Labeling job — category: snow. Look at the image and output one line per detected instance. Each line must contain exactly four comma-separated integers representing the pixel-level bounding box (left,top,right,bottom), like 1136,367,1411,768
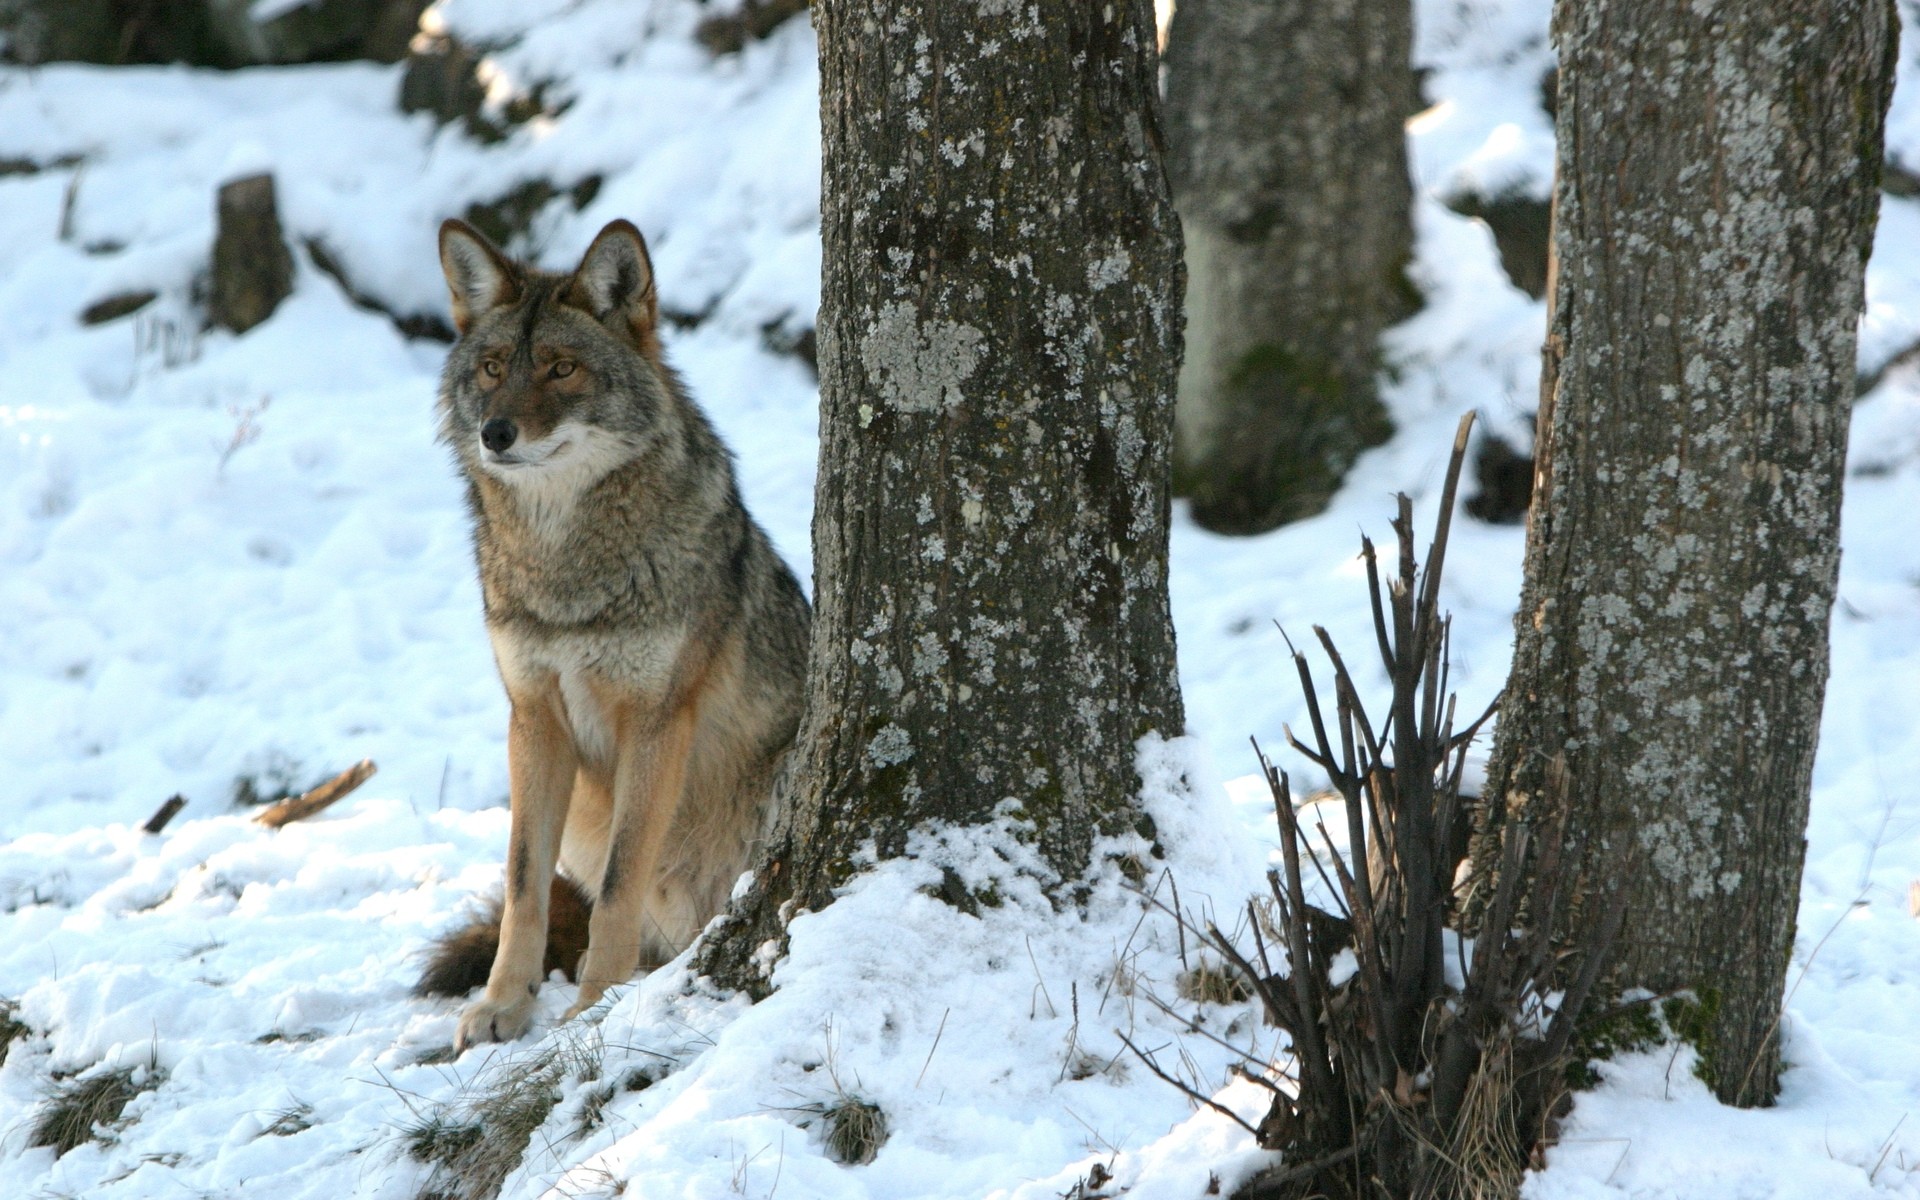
1,0,1918,1197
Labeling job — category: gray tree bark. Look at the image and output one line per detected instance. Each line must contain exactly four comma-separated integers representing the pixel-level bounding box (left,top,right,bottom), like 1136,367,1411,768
700,0,1185,993
1479,0,1895,1108
1162,0,1416,535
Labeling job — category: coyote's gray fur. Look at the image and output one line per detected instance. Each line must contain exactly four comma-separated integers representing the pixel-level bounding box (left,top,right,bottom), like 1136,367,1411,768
418,218,809,1051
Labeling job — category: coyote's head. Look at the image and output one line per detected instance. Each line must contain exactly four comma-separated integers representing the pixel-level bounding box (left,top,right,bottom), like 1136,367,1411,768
435,218,676,487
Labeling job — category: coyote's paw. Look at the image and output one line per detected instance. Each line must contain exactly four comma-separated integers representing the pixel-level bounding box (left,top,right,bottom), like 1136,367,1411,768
560,984,609,1024
454,992,537,1052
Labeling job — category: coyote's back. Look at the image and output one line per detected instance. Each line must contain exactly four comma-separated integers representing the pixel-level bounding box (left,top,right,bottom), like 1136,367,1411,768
419,218,809,1050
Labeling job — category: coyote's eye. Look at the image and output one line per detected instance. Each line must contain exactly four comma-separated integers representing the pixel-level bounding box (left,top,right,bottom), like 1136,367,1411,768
481,359,503,379
551,360,576,379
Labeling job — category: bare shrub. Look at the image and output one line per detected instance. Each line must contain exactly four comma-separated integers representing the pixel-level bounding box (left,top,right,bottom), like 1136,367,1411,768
1146,415,1625,1199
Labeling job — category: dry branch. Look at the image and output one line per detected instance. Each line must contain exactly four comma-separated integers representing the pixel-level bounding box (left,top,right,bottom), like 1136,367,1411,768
1116,1030,1262,1140
141,794,186,834
254,759,376,828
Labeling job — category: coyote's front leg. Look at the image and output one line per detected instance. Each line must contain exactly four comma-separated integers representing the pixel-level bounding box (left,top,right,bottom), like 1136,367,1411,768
456,690,576,1052
563,698,699,1020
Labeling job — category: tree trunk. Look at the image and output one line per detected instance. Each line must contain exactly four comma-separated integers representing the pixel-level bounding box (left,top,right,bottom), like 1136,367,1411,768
1161,0,1415,535
1480,0,1895,1107
700,0,1185,993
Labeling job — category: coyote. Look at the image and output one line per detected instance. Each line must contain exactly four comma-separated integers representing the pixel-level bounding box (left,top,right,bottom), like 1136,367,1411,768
416,218,810,1051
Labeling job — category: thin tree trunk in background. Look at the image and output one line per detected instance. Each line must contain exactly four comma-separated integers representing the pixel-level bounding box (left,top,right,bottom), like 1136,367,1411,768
1162,0,1416,535
1479,0,1895,1108
702,0,1185,992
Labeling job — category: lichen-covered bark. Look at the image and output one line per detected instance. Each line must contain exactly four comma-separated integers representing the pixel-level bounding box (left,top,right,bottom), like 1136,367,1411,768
1161,0,1415,535
1480,0,1895,1107
701,0,1185,992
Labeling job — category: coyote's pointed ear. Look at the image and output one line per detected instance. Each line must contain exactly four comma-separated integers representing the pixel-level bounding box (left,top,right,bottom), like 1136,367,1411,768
439,219,520,334
567,219,657,341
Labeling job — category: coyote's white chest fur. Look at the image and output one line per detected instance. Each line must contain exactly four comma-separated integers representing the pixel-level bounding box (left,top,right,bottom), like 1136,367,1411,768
489,626,689,768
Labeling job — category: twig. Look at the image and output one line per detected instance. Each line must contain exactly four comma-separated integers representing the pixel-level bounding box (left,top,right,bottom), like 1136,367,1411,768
1169,872,1189,974
1361,534,1394,675
1412,412,1475,680
141,795,187,835
58,164,83,242
1870,1112,1908,1184
1731,789,1896,1100
1025,935,1057,1020
1733,876,1868,1102
1102,869,1166,1015
255,759,377,828
1114,1030,1261,1139
915,1008,949,1088
1137,988,1287,1078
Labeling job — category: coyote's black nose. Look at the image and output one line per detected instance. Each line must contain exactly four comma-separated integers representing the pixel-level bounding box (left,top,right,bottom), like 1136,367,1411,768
481,419,518,454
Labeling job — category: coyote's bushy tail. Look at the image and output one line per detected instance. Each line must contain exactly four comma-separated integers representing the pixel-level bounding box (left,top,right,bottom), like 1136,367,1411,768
413,875,594,997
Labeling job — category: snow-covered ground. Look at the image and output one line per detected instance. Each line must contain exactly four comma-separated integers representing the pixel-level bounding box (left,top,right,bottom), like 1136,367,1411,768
2,1,1918,1196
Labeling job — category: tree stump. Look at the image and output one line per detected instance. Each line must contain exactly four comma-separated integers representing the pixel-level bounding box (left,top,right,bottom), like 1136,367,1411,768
210,173,294,335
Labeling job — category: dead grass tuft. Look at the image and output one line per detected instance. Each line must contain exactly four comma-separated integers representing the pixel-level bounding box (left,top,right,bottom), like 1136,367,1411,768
820,1094,888,1166
411,1043,461,1066
404,1112,486,1162
262,1100,315,1138
571,1080,617,1140
229,750,306,808
1443,1029,1529,1200
255,1028,321,1045
620,1066,655,1093
29,1054,163,1156
402,1028,603,1200
792,1021,890,1166
1176,960,1251,1006
0,998,27,1067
